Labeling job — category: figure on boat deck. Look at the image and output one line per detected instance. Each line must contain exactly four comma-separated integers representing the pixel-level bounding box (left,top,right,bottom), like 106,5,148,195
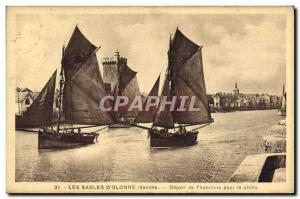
178,126,187,135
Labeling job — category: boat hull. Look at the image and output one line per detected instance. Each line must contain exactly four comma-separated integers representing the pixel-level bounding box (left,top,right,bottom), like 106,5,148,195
149,129,199,147
38,131,98,149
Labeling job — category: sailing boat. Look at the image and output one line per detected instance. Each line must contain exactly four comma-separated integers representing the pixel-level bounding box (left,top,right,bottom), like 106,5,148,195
108,51,141,128
23,26,113,149
280,84,286,116
15,71,57,128
148,28,213,147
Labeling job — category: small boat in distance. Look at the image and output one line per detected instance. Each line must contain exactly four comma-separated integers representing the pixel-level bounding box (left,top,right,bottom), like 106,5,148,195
280,84,286,116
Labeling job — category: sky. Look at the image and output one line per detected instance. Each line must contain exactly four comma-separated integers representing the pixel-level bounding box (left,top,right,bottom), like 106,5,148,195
13,10,286,95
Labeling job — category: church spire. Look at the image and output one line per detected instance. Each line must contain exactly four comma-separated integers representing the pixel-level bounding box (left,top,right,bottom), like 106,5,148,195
233,82,239,95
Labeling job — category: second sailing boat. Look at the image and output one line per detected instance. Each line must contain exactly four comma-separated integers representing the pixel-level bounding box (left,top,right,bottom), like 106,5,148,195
148,28,213,147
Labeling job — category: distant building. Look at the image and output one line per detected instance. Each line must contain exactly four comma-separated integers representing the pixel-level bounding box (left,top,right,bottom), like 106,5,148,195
209,83,281,112
212,92,225,112
213,93,221,109
233,82,239,95
270,95,281,108
15,87,39,115
259,94,271,108
102,54,119,90
102,50,140,99
102,50,128,92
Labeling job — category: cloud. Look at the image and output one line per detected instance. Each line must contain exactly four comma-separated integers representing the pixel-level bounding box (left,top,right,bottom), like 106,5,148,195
14,13,286,95
203,15,286,95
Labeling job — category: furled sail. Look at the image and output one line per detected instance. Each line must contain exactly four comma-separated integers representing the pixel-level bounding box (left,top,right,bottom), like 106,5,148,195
21,70,57,126
62,26,113,125
135,75,160,123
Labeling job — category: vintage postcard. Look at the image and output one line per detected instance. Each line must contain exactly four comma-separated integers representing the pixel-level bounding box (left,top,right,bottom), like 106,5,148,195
6,6,294,193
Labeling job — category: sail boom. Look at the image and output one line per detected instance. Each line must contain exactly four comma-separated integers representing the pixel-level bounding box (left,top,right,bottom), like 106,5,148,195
58,124,108,130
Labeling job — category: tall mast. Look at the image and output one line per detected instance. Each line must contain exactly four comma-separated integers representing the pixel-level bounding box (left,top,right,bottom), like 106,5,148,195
56,45,65,132
168,33,179,125
168,34,173,81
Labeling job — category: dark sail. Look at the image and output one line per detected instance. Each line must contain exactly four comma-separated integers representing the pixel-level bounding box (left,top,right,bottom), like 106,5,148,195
135,75,160,123
171,30,211,124
170,28,200,73
153,28,211,128
118,62,137,92
173,49,211,124
22,70,57,126
153,73,174,128
63,26,97,69
117,61,140,119
62,27,113,125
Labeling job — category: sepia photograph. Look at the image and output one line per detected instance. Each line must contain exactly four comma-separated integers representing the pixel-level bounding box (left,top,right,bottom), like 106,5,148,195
6,6,294,194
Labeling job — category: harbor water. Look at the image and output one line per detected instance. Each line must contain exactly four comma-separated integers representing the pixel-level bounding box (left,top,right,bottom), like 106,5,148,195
16,110,283,182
